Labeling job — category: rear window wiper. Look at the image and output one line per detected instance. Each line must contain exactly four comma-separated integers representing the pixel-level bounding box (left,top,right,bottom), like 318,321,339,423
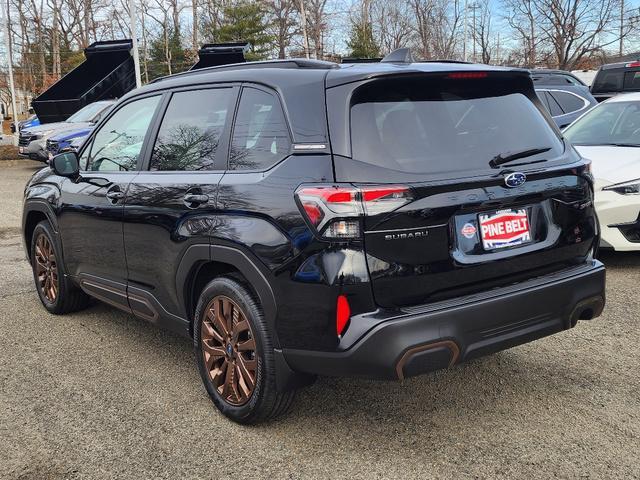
489,147,552,168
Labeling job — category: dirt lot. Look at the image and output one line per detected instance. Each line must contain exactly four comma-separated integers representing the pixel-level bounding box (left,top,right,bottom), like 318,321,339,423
1,158,639,479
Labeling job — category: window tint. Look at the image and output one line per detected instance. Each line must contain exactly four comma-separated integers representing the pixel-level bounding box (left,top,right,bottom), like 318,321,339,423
550,91,585,114
150,88,233,171
230,88,291,170
592,70,624,92
623,71,640,90
82,96,160,172
541,91,563,116
348,75,563,179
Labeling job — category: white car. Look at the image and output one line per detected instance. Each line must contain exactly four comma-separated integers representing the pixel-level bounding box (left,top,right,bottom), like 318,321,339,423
564,93,640,250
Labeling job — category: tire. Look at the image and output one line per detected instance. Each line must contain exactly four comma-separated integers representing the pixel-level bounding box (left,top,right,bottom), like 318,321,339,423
30,220,90,314
194,276,296,424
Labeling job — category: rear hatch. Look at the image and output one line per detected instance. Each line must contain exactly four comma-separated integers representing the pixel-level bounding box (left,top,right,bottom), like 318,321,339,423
328,69,597,308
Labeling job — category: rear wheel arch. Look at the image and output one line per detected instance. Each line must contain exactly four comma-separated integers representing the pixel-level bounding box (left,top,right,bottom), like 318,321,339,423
178,245,279,345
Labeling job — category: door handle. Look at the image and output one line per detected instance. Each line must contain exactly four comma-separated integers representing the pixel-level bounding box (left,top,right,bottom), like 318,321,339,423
106,190,125,201
184,193,209,206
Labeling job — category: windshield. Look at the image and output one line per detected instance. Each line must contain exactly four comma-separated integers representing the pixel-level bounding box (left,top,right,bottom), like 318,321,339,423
564,101,640,146
349,75,564,178
67,102,111,123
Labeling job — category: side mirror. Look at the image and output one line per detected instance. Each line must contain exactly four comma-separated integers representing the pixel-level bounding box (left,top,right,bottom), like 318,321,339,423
51,151,80,178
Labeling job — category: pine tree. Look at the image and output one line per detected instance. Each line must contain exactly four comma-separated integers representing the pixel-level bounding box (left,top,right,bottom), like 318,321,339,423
217,2,275,61
346,22,379,59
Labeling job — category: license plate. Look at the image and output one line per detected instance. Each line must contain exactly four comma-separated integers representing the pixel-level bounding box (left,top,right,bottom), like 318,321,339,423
479,209,531,250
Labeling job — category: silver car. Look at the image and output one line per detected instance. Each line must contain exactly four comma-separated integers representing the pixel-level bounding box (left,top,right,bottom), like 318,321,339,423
18,100,114,161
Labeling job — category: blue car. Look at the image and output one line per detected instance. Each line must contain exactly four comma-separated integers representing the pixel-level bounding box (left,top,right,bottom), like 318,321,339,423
11,114,40,133
46,127,92,160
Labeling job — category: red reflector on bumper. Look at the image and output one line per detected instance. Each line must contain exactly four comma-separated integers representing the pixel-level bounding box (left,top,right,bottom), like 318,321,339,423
336,295,351,336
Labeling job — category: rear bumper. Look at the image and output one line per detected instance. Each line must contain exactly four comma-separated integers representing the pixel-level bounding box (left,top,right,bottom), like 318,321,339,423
283,260,605,380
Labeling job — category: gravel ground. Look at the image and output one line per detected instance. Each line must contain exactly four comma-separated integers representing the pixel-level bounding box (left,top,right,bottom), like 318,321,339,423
1,159,639,479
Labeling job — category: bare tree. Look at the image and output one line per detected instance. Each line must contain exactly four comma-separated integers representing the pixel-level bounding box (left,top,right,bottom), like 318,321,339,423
503,0,541,67
411,0,462,60
372,0,413,54
474,0,493,63
268,0,298,58
538,0,630,69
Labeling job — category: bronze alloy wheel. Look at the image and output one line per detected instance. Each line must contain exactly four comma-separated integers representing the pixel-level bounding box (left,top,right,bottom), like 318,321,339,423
201,295,258,406
34,233,58,303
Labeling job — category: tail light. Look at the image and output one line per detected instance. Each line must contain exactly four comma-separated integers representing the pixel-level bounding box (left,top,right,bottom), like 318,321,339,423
295,184,413,239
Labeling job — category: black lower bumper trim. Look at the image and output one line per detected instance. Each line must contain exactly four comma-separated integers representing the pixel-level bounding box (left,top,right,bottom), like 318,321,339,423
283,261,605,380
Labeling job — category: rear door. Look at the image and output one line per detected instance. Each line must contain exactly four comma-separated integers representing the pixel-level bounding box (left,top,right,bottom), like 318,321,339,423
123,85,237,320
327,71,597,308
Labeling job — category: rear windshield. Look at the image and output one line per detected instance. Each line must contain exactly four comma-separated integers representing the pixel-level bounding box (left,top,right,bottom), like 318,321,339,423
592,69,625,93
349,75,563,178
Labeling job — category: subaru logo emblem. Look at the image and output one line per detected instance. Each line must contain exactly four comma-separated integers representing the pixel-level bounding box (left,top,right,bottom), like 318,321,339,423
504,172,526,188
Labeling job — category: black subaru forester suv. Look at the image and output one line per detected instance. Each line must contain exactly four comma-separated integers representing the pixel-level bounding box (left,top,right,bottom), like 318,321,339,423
23,50,605,423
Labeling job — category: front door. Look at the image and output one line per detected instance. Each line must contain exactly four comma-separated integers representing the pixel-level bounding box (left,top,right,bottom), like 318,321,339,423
57,94,163,306
123,86,237,321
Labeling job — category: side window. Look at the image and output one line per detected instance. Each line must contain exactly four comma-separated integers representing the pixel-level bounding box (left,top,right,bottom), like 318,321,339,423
81,95,160,172
541,91,563,117
150,88,233,171
229,87,291,171
550,91,585,114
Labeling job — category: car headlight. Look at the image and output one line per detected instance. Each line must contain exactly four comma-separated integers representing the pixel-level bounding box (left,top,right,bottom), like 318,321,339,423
603,180,640,195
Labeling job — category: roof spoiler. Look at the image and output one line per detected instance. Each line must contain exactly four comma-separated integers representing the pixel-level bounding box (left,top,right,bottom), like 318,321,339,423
190,42,250,70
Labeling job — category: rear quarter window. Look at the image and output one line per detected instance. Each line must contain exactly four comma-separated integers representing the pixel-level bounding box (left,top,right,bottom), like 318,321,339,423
549,91,586,114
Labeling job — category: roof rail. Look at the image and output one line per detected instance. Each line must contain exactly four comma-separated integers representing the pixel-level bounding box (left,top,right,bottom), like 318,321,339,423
381,48,414,64
342,57,382,64
152,58,338,84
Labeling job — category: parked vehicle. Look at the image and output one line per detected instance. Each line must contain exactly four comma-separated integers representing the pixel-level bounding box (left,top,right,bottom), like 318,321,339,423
530,69,588,86
11,114,40,133
19,100,114,162
590,61,640,102
22,50,605,424
535,85,597,129
563,92,640,250
46,128,91,159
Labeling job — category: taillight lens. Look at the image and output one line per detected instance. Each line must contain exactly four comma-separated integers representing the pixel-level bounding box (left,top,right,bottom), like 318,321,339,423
360,185,413,215
295,184,412,239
